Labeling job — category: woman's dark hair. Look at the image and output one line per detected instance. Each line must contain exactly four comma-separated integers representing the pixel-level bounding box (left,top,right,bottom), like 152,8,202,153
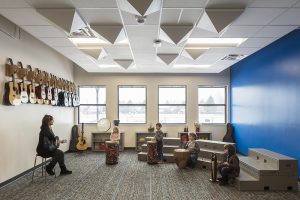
41,115,53,129
156,123,162,128
225,144,236,156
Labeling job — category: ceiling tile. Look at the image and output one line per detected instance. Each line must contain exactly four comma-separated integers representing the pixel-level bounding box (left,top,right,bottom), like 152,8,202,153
221,25,263,38
25,0,74,8
72,0,117,8
190,28,220,38
254,26,298,37
39,37,75,47
0,0,31,8
161,9,181,24
121,10,160,25
249,0,298,8
239,37,279,48
78,8,122,25
163,0,207,8
21,25,67,38
179,9,203,24
206,0,253,9
270,8,300,25
0,8,51,25
229,47,259,56
232,8,286,25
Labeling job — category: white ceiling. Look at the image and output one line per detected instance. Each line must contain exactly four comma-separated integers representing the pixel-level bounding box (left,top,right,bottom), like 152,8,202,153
0,0,299,73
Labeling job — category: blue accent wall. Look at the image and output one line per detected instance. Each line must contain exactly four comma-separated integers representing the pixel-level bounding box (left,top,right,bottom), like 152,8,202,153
230,29,300,177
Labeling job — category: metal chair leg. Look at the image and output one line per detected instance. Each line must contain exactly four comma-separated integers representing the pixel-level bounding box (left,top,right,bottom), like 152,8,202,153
32,154,38,182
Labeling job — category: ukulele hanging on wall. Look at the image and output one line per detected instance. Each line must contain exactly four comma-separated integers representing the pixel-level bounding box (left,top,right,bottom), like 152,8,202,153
17,61,29,104
3,58,21,106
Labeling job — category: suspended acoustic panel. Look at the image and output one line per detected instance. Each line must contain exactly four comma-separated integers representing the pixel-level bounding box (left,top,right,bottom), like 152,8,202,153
197,9,244,33
126,0,161,16
114,59,133,69
157,54,178,65
90,25,125,44
37,9,86,35
81,48,107,60
160,25,193,45
184,48,207,60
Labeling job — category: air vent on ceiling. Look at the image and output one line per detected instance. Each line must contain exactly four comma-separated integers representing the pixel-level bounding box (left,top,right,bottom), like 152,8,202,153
0,14,20,39
222,54,246,61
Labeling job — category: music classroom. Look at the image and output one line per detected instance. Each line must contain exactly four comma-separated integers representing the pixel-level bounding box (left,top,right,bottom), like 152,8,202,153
0,0,300,199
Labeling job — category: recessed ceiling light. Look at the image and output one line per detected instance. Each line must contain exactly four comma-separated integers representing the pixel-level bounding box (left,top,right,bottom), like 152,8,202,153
186,38,247,47
173,64,211,69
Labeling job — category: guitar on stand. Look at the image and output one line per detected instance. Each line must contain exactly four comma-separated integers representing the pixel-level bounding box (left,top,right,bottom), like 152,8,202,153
76,123,88,151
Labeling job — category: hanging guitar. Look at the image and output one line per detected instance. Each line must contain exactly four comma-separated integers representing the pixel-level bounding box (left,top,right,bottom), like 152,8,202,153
3,58,22,106
76,123,88,151
50,74,58,106
17,62,29,104
43,71,50,105
35,69,46,105
26,65,37,104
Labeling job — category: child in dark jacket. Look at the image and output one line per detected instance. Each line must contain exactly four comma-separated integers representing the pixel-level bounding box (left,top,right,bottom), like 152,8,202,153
184,132,200,168
217,144,240,185
154,123,164,163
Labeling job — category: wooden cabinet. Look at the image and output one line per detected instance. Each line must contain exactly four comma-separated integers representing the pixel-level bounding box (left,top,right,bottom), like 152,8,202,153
178,132,211,147
91,132,124,152
135,132,167,151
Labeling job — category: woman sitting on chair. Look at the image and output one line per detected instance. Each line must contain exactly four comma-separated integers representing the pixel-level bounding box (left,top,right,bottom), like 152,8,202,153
36,115,72,176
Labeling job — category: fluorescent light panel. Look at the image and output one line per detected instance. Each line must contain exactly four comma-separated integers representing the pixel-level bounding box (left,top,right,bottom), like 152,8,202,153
186,38,247,47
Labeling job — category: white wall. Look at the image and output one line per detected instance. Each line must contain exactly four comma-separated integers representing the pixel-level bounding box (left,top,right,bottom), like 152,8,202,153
75,67,230,148
0,29,74,183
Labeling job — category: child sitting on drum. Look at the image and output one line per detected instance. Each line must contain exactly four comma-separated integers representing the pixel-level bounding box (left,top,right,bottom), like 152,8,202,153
110,126,120,144
154,123,164,163
184,132,200,168
217,144,240,186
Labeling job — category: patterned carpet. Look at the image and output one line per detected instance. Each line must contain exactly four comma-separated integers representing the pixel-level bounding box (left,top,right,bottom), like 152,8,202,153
0,151,300,200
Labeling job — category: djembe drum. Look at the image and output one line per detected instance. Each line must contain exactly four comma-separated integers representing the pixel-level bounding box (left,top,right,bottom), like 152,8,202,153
147,141,158,164
105,141,119,165
173,149,190,169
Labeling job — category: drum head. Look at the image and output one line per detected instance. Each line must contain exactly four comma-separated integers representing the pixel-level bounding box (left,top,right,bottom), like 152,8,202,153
97,118,111,132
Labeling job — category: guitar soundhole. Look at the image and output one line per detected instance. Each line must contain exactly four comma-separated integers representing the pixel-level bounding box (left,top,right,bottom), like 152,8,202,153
256,156,259,160
264,159,267,163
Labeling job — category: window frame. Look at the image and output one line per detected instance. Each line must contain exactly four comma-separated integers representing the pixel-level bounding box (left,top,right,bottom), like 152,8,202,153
158,85,187,124
78,85,106,124
198,86,227,124
118,85,147,124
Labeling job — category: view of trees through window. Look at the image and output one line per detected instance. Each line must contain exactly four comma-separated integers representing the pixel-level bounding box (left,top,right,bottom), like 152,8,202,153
198,87,226,123
118,86,146,123
79,86,106,123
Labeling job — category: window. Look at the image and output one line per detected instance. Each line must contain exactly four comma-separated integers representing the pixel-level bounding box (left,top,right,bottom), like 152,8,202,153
198,87,226,124
159,86,186,123
79,86,106,123
118,86,146,123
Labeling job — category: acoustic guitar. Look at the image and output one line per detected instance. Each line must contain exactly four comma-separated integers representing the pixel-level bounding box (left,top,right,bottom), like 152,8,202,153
4,58,22,106
50,75,58,106
44,72,52,104
17,62,29,103
35,69,46,105
54,136,67,149
76,123,88,151
26,65,37,104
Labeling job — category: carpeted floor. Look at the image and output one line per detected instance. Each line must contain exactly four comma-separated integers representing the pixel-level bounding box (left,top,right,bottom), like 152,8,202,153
0,151,300,200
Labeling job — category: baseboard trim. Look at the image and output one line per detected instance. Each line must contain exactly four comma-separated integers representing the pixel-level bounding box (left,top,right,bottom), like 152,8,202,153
0,159,51,189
